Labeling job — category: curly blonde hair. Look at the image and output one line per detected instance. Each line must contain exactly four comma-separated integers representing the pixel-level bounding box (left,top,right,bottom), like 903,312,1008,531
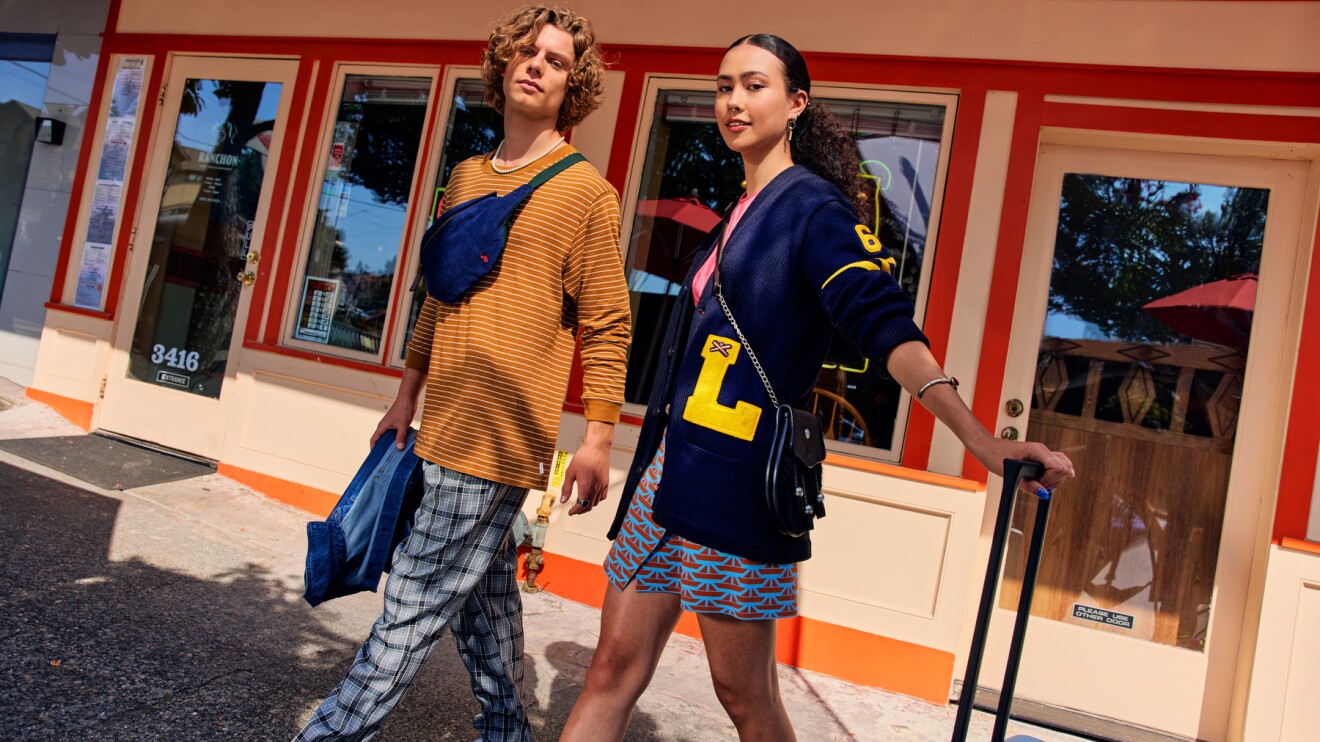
482,6,607,132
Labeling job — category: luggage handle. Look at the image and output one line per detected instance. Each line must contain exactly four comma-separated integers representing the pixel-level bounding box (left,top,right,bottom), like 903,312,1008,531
951,459,1049,742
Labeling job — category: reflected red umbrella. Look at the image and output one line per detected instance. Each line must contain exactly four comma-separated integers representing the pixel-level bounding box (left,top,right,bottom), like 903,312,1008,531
632,198,722,284
634,197,723,232
1142,273,1257,349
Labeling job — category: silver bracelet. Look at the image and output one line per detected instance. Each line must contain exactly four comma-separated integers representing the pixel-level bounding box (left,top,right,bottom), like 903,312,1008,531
917,376,960,400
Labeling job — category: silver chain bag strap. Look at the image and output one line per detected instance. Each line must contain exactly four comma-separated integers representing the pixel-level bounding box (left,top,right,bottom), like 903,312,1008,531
711,230,827,538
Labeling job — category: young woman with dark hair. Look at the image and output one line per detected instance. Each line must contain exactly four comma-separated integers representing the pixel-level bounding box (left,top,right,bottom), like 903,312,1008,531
559,35,1075,742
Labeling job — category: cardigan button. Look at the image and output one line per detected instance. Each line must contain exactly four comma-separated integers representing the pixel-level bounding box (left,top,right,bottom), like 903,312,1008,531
667,347,674,358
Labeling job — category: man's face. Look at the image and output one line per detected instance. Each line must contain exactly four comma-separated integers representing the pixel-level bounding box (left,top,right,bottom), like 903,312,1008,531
502,23,575,124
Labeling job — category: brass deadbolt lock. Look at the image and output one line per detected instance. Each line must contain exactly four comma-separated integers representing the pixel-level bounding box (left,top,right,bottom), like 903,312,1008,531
236,271,256,286
246,250,260,264
1005,399,1024,417
1000,426,1020,441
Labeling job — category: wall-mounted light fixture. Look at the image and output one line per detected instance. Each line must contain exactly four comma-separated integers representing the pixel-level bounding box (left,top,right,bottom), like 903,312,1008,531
35,117,65,145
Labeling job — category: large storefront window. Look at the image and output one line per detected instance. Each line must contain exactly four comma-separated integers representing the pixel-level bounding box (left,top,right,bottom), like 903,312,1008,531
292,73,432,356
400,76,500,358
623,83,952,460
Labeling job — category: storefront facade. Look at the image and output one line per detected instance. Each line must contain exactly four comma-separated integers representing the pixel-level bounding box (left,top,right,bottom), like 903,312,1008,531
26,2,1320,739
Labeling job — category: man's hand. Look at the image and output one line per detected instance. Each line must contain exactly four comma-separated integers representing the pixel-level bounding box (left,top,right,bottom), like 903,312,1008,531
370,367,426,450
561,421,615,515
371,400,416,450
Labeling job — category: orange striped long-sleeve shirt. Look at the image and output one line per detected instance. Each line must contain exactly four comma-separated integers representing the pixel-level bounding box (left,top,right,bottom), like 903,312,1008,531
405,145,631,490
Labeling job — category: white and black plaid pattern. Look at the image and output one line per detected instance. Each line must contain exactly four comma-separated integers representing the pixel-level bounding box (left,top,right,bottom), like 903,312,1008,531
295,463,532,742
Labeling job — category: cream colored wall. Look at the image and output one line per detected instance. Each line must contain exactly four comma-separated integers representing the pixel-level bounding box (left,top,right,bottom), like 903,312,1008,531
1244,544,1320,741
114,0,1320,73
221,349,401,493
30,312,113,407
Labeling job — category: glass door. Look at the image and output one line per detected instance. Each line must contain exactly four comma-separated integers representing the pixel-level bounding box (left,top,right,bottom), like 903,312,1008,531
99,56,298,459
976,145,1307,740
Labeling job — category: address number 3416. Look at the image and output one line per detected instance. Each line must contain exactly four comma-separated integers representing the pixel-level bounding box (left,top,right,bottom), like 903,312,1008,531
151,344,200,372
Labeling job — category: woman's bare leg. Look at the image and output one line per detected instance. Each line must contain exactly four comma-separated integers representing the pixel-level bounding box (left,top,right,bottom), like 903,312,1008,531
696,612,796,742
559,581,682,742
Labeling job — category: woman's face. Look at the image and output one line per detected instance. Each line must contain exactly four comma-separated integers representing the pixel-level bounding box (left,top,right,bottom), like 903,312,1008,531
715,43,808,159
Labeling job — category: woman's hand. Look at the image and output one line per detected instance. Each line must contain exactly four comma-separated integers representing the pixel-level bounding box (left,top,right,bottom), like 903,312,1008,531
966,432,1075,494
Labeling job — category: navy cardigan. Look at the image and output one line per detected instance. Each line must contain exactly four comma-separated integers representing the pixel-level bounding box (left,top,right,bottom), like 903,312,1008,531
607,166,929,564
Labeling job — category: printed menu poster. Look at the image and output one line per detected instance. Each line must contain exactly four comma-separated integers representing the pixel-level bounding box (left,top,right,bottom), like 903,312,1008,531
294,277,340,344
75,56,147,310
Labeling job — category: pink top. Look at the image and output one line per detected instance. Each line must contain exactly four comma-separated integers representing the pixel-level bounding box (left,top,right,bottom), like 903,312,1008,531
692,189,759,305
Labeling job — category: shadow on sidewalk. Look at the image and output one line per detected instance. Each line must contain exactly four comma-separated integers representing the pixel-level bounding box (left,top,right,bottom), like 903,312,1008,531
0,461,664,741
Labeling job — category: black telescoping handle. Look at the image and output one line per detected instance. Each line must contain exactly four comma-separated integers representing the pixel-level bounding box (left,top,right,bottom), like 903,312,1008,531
951,459,1046,742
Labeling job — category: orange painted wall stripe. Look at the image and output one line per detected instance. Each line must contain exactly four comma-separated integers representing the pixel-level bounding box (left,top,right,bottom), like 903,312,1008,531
524,552,953,702
209,466,957,703
24,388,94,431
1280,538,1320,557
217,463,339,517
963,93,1046,480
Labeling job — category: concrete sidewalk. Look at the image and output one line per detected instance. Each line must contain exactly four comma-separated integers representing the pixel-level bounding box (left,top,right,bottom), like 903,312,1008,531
0,379,1090,741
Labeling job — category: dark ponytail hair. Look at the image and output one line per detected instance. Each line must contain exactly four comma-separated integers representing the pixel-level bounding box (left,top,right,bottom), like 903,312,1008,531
727,34,869,220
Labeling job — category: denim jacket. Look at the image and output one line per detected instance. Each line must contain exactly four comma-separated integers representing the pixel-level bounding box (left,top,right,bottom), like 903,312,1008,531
303,430,425,606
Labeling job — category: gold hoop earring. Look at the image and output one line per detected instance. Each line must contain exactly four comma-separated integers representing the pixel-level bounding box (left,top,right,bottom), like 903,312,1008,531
788,117,797,142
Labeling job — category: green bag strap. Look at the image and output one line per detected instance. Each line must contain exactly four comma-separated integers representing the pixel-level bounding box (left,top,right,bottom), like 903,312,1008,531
526,152,586,190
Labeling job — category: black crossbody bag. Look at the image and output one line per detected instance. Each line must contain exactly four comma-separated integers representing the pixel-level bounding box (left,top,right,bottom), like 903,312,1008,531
711,233,827,538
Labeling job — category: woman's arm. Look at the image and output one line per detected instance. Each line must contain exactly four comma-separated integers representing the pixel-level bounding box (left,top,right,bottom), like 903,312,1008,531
886,340,1074,492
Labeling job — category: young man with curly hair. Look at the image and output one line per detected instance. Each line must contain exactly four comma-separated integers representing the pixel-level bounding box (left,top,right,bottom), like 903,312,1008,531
294,7,629,742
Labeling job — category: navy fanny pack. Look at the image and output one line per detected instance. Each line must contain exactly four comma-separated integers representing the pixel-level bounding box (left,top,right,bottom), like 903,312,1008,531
414,152,586,303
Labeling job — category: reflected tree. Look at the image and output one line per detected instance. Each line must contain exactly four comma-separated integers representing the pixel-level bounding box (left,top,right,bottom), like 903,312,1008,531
1049,176,1265,344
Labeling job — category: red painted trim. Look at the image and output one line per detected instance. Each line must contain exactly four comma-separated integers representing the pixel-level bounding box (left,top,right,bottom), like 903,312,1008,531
265,60,335,344
49,47,117,304
1042,102,1320,144
25,388,94,431
902,89,987,471
242,341,405,378
105,0,122,34
243,58,317,344
963,94,1047,481
43,302,113,321
101,55,167,318
1273,209,1320,542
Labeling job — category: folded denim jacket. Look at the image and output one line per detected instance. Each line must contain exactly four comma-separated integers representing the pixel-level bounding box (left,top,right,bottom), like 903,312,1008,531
303,429,425,607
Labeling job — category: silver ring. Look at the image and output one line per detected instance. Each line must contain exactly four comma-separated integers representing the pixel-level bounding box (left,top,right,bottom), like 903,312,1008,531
575,498,591,508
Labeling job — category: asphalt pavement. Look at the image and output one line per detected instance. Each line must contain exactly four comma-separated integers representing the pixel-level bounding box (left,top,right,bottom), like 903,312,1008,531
0,378,1089,741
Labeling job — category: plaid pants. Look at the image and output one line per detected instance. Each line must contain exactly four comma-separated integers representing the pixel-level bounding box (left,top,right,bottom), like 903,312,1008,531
295,463,532,742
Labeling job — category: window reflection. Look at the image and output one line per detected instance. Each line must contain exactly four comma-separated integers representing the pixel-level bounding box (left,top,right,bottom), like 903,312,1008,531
295,74,432,354
401,78,502,357
1003,176,1268,651
623,88,948,458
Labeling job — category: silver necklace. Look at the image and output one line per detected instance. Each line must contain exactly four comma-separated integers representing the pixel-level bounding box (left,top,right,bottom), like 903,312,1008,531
490,135,566,174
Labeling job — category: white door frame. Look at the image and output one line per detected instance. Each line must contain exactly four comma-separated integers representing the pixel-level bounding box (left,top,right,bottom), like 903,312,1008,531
99,55,299,459
983,143,1308,740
